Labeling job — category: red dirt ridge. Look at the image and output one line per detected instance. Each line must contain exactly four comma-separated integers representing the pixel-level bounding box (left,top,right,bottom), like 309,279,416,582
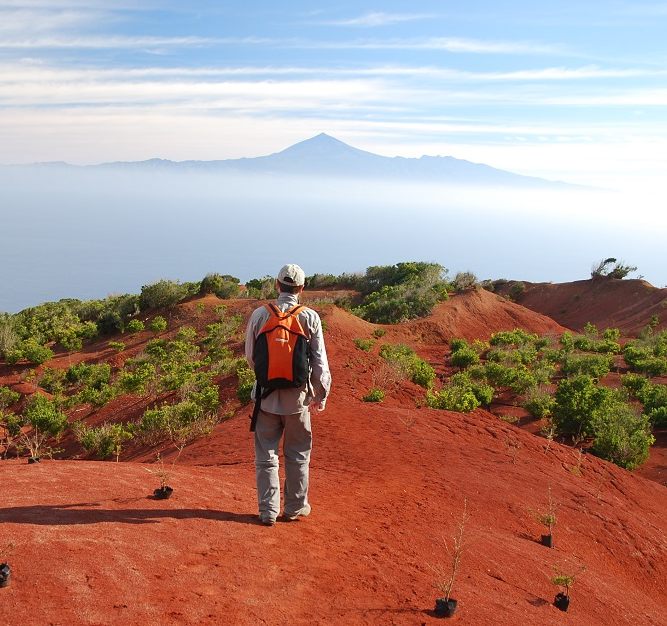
2,282,667,625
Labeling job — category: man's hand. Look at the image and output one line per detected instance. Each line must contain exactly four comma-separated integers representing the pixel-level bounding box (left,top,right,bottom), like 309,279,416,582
309,402,325,415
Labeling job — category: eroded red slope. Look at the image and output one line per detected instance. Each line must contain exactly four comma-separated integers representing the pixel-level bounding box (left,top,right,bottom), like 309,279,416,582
2,290,667,624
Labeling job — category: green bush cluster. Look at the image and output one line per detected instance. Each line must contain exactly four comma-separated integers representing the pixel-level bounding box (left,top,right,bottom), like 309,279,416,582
0,386,20,410
74,421,134,459
236,362,256,404
200,273,240,299
354,338,375,352
450,339,480,369
521,385,555,419
623,330,667,377
426,371,493,413
430,324,656,471
572,324,621,354
379,343,435,389
363,389,385,402
622,374,667,427
560,353,614,378
139,280,191,311
351,262,450,324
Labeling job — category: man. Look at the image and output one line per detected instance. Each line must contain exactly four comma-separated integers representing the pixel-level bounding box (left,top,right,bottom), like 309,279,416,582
245,263,331,526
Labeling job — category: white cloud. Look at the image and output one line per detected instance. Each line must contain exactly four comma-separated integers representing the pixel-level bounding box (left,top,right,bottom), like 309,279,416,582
322,12,432,27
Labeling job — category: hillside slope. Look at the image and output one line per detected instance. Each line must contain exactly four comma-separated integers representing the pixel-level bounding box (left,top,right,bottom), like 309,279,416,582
495,278,667,336
1,288,667,625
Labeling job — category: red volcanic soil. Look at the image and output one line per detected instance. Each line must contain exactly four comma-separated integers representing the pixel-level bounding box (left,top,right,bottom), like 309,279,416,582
2,285,667,625
495,277,667,336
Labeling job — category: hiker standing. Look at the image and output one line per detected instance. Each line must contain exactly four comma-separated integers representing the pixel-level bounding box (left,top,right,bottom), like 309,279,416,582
245,264,331,526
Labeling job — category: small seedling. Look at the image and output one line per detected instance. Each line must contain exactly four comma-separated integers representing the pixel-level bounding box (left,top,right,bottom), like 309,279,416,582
550,563,586,611
429,499,471,606
145,442,185,496
0,542,14,563
529,485,558,547
505,433,521,463
541,421,555,455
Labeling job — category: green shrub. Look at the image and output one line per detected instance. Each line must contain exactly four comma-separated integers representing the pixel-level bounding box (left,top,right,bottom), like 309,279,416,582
126,319,145,334
139,279,188,311
521,385,555,419
74,422,134,459
591,401,653,470
176,326,198,343
561,353,613,378
449,338,468,352
116,362,157,396
450,347,479,369
0,386,20,410
75,383,116,408
363,388,385,402
453,271,478,292
379,343,435,388
57,332,83,352
245,276,278,299
236,362,256,404
21,338,53,365
108,341,125,353
372,328,387,339
623,330,667,376
66,362,111,389
149,316,167,334
559,332,575,353
484,362,536,394
354,338,375,352
451,371,494,406
352,262,450,323
139,402,203,444
490,329,537,347
427,386,480,413
20,394,68,458
0,410,22,440
551,375,613,438
621,373,652,397
38,368,67,395
0,314,19,359
96,310,124,334
487,347,523,366
509,282,525,301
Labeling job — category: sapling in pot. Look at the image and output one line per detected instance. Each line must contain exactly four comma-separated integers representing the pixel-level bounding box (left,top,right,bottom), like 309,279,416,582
0,542,14,589
530,484,558,548
145,442,185,499
550,563,586,612
429,499,471,618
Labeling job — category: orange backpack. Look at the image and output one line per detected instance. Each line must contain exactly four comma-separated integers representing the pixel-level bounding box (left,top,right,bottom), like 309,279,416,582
250,303,310,430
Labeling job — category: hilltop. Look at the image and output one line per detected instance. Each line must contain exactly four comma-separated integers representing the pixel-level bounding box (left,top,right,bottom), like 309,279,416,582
494,277,667,337
1,279,667,625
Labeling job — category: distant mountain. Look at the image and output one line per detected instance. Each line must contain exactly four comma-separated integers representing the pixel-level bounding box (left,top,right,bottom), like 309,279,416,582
2,133,589,189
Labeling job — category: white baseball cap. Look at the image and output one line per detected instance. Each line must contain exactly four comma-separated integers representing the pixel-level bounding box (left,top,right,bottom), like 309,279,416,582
277,263,306,286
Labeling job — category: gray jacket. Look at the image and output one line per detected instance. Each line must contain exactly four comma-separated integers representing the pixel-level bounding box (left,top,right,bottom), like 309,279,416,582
245,292,331,414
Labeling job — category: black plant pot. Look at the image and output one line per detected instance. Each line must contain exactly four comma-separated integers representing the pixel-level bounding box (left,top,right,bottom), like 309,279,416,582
434,597,457,618
554,593,570,611
153,486,173,500
0,563,10,588
541,533,554,548
28,457,40,464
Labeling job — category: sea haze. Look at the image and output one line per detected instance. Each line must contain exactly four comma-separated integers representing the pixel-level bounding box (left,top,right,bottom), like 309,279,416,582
1,135,663,313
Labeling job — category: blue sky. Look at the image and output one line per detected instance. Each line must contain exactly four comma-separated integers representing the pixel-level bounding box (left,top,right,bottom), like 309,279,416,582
2,1,667,192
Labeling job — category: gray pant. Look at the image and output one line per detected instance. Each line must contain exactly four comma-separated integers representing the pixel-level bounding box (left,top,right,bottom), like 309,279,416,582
254,407,312,518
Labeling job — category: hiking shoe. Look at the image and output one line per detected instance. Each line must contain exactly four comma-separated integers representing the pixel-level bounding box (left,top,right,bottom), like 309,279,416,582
283,503,311,522
259,513,276,526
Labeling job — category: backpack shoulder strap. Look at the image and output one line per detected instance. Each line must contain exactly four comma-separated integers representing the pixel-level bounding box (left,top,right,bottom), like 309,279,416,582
265,302,281,317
